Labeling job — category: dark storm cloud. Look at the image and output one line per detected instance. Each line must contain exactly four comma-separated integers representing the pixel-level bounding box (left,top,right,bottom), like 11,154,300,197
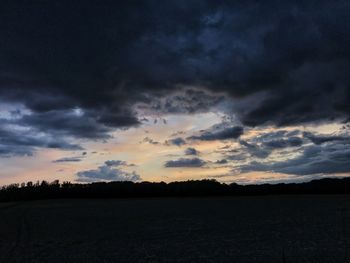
262,137,303,149
19,110,115,139
252,130,302,143
138,89,224,114
185,147,198,155
1,0,350,149
303,131,350,145
0,125,82,157
0,145,32,157
237,141,350,175
218,131,305,162
235,130,305,159
189,126,243,141
165,158,206,168
239,140,271,159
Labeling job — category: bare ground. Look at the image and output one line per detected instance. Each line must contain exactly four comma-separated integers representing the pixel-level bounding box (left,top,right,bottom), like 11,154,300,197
1,196,350,263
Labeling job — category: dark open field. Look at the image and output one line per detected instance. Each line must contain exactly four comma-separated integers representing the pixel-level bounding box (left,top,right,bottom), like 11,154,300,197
1,196,350,263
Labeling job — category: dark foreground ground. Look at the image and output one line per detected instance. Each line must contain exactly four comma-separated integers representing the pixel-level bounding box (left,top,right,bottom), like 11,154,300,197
1,196,350,263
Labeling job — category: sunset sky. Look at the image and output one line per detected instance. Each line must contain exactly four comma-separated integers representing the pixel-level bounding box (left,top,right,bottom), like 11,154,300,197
0,1,349,185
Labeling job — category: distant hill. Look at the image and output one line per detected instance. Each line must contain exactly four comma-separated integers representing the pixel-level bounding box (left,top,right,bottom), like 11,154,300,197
1,177,350,202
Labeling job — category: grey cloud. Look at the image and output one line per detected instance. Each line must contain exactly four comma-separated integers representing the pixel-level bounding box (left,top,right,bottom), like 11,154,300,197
185,147,198,155
76,164,141,182
0,145,33,157
141,137,160,145
165,158,206,168
226,153,249,161
263,137,303,149
171,131,186,137
166,137,186,146
215,159,228,164
236,130,304,160
239,140,271,159
237,141,350,176
20,110,114,140
105,160,135,167
252,130,301,143
0,125,82,157
218,132,304,163
303,131,350,145
53,157,82,163
189,126,243,141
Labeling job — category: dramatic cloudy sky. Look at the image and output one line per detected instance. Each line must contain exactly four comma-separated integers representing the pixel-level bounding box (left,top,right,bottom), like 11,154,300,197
1,0,350,185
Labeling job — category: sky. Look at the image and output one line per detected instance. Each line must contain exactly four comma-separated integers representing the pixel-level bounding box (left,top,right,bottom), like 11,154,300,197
0,0,350,185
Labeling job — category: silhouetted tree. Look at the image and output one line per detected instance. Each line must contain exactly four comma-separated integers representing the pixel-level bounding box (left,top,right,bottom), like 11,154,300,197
1,178,350,202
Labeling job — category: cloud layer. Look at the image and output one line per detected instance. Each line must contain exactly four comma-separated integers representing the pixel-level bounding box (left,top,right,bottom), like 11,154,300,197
189,126,243,141
1,1,349,141
1,1,350,182
76,160,141,182
165,158,206,168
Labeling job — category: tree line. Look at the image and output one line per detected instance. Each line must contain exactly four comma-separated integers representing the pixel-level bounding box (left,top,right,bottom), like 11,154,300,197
1,177,350,202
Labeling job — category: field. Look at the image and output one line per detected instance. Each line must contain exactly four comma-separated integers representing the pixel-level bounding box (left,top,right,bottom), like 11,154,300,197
1,196,350,263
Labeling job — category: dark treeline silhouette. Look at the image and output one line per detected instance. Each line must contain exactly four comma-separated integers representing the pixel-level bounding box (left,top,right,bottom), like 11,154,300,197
1,178,350,202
